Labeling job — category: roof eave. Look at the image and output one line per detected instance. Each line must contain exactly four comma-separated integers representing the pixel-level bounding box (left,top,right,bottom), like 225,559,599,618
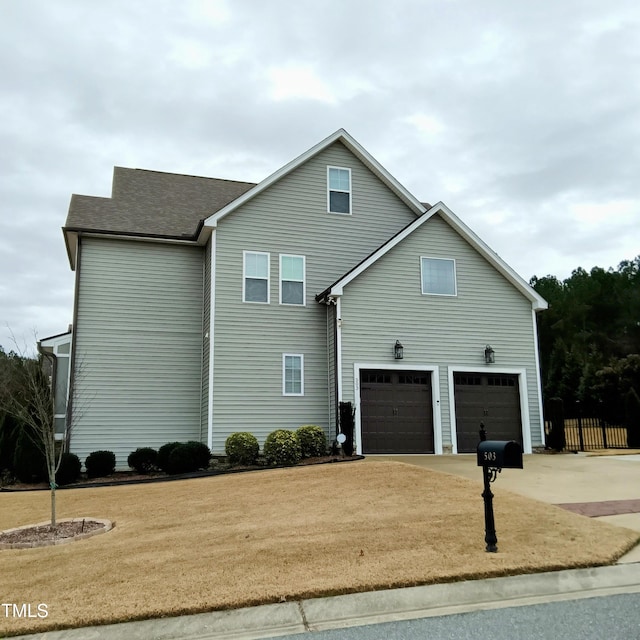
205,129,427,227
315,202,549,311
63,229,78,270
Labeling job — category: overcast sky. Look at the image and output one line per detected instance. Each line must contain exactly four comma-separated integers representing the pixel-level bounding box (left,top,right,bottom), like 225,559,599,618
1,0,639,351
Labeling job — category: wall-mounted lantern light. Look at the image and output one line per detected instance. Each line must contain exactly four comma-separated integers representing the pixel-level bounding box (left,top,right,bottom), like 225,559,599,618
394,340,404,360
484,345,495,364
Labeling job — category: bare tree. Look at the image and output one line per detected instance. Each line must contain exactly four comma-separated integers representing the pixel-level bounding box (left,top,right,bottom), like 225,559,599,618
0,335,83,527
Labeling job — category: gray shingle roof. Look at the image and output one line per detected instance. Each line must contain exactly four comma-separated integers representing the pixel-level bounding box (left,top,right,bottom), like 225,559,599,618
65,167,256,238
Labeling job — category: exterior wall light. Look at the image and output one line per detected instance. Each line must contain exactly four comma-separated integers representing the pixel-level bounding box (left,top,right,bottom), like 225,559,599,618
484,345,495,364
394,340,404,360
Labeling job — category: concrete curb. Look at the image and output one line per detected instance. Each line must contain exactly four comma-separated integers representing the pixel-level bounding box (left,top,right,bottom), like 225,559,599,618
8,563,640,640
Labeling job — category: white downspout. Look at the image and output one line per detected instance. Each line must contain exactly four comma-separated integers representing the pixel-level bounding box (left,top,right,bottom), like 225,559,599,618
532,307,545,447
336,296,343,403
207,229,217,451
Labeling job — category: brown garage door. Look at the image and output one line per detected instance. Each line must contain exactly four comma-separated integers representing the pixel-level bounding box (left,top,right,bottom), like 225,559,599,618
454,373,522,453
360,370,434,454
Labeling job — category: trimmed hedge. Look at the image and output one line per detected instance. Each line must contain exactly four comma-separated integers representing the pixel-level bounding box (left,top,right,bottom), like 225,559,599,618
158,442,183,473
225,432,260,465
296,425,327,458
165,441,211,475
85,450,116,478
56,452,81,485
263,429,301,466
127,447,158,474
185,441,211,469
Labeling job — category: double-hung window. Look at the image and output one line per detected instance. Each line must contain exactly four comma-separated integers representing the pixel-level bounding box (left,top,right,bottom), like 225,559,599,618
421,257,457,296
283,354,304,396
243,251,270,303
327,166,351,214
280,254,305,305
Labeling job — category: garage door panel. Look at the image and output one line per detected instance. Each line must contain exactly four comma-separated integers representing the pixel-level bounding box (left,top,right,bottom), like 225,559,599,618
360,370,434,454
454,373,522,453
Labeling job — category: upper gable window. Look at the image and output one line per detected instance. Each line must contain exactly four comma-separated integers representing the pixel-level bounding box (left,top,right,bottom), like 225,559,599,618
421,257,457,296
280,254,306,305
243,251,270,303
327,167,351,214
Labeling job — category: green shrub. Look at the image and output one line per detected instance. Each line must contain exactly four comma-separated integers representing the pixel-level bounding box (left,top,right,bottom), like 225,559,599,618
12,430,46,483
127,447,159,474
85,450,116,478
545,397,566,451
158,441,183,473
167,444,199,474
625,388,640,448
296,425,327,458
263,429,301,466
56,452,81,485
185,441,212,469
225,432,260,465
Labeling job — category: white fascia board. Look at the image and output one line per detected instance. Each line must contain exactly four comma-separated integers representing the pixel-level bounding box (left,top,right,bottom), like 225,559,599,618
434,203,548,311
64,231,79,271
204,129,426,228
39,331,73,348
337,133,426,214
324,202,548,311
325,204,440,297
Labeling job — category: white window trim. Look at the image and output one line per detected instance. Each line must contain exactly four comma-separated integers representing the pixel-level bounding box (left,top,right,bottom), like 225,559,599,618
420,256,457,297
282,353,304,396
243,250,270,304
327,166,352,215
279,254,306,306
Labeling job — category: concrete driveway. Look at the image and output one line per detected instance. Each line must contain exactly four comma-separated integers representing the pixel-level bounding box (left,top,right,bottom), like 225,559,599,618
371,453,640,547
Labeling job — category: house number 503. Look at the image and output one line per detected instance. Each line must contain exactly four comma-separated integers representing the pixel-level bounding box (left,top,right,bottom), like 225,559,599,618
483,451,497,462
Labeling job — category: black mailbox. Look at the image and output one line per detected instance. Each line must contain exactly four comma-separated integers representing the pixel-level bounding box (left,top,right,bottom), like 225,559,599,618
477,440,523,469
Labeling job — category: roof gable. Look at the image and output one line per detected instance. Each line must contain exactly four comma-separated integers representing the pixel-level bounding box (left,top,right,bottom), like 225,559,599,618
316,202,548,311
205,129,426,227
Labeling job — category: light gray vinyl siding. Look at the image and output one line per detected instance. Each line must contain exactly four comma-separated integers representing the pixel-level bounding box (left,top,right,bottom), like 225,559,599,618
210,141,417,452
339,214,543,449
72,238,204,468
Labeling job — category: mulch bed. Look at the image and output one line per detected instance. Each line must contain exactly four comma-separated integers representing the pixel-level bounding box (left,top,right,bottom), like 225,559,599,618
0,520,105,545
0,455,364,492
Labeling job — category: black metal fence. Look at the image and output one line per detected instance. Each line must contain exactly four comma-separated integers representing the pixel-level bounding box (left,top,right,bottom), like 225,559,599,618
545,401,629,451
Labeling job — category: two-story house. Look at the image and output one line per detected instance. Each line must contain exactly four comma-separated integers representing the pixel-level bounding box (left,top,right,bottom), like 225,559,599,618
41,129,547,468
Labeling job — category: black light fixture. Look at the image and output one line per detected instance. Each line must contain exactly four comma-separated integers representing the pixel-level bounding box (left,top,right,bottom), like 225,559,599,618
484,345,495,364
394,340,404,360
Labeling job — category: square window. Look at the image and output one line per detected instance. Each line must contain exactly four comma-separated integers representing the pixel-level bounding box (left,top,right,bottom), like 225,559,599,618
283,354,304,396
244,251,270,303
280,255,305,305
327,167,351,214
421,257,457,296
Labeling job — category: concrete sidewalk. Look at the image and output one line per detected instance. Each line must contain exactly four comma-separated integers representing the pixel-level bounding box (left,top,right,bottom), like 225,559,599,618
10,564,640,640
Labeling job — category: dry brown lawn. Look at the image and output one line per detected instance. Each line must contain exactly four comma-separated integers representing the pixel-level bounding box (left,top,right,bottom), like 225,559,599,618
1,460,638,637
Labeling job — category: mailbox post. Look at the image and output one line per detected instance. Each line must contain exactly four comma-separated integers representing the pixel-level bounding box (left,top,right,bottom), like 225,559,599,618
477,425,523,552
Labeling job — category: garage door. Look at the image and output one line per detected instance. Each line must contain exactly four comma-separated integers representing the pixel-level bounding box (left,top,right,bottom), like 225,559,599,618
454,373,522,453
360,370,434,454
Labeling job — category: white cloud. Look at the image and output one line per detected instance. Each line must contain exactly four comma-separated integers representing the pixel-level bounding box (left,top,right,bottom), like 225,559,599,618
1,0,640,346
267,65,338,104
